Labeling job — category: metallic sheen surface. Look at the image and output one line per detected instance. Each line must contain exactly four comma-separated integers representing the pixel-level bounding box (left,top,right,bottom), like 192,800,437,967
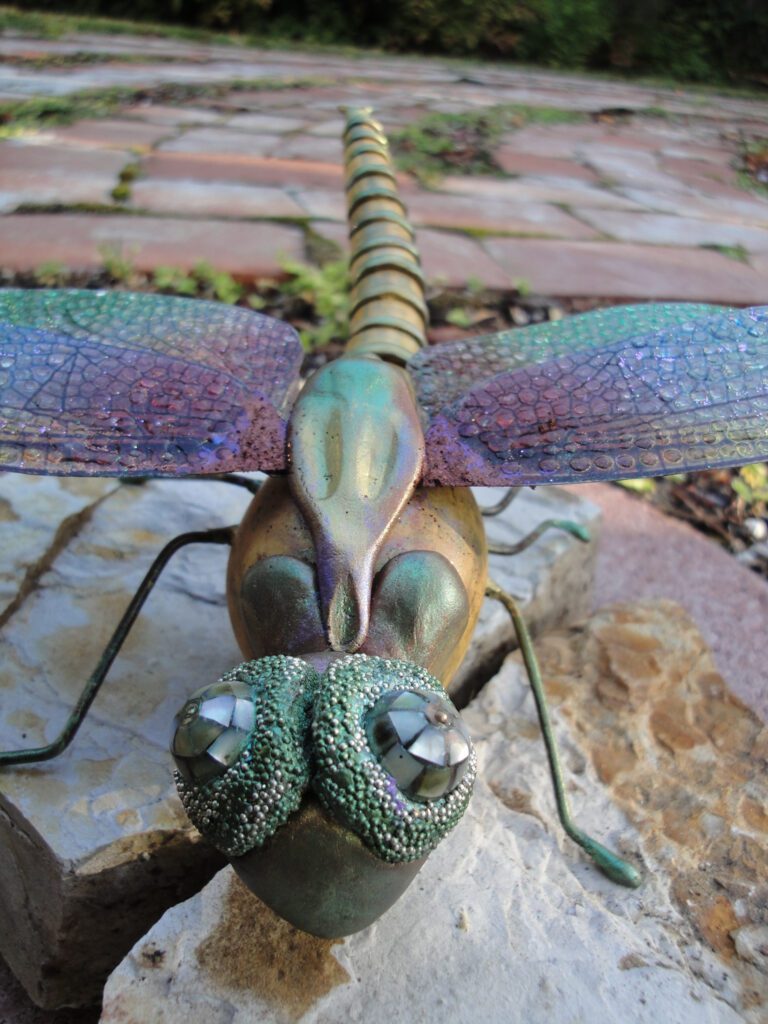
227,477,487,687
343,107,426,362
0,289,302,475
231,797,425,938
420,305,768,487
171,678,256,784
366,688,472,800
288,355,425,652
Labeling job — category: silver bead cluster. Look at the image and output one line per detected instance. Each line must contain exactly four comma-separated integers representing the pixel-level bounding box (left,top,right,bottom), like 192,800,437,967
173,656,319,858
312,655,476,863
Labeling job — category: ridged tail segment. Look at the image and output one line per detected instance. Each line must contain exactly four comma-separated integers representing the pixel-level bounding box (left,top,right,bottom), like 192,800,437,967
342,107,427,364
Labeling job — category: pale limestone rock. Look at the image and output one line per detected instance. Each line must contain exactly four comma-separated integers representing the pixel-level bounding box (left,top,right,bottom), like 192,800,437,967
0,473,598,1008
100,602,762,1024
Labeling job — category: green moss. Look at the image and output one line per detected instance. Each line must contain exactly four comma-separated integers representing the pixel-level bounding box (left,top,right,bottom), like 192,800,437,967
391,105,584,183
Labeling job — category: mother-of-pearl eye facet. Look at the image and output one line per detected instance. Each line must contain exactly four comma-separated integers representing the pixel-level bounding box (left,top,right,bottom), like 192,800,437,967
312,656,476,863
171,679,257,784
172,656,319,859
366,689,472,801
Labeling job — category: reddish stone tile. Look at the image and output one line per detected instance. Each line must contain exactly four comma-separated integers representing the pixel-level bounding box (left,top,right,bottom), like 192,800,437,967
619,186,768,226
493,150,598,182
572,208,768,253
130,180,306,219
0,214,305,277
45,119,172,150
482,237,767,304
292,188,347,221
658,156,740,189
159,128,282,158
0,141,125,178
225,113,309,134
415,228,512,288
659,144,734,167
270,134,343,163
496,124,605,158
141,151,345,190
119,103,227,126
0,141,125,207
440,174,645,211
405,191,600,239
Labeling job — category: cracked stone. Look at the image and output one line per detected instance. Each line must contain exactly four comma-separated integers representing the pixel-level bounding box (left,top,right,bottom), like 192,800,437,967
0,474,598,1008
100,601,765,1024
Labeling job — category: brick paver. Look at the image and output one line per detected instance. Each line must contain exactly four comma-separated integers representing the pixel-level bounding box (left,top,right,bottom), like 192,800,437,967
0,29,767,304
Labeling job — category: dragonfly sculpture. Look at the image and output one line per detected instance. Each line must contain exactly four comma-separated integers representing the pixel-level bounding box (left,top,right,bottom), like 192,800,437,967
1,108,767,939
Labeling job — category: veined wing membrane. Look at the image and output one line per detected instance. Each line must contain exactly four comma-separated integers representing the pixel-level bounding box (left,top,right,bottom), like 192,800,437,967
411,302,728,420
422,306,768,487
0,290,303,476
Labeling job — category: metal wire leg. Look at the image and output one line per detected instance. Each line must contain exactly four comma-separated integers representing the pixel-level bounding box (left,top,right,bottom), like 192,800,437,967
479,488,519,517
488,518,590,556
485,578,641,888
0,526,235,767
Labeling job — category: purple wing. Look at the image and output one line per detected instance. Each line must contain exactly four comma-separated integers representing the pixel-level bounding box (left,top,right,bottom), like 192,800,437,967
0,290,303,476
420,306,768,487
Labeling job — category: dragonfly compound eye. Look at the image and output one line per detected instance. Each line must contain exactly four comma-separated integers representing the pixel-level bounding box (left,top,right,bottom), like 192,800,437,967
171,680,257,785
313,655,477,864
366,689,473,801
171,656,319,858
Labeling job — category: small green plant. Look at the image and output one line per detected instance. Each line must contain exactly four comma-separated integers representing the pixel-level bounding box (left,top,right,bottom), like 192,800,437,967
278,256,350,351
152,265,198,296
99,245,140,285
445,307,473,328
731,463,768,506
391,105,584,183
700,243,750,264
33,260,69,287
115,160,141,194
192,262,243,305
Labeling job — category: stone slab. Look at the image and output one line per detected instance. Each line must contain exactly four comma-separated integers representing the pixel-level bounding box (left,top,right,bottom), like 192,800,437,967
575,208,768,253
571,483,768,723
159,128,283,159
0,473,599,1008
482,237,768,304
619,187,768,228
0,141,125,209
439,174,648,211
141,152,345,190
100,601,766,1024
405,191,601,238
45,119,173,151
0,214,305,277
129,180,306,220
493,150,598,181
119,104,227,127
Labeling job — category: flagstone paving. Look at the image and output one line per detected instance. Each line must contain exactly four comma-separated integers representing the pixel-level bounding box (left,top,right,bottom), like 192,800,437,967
0,29,767,304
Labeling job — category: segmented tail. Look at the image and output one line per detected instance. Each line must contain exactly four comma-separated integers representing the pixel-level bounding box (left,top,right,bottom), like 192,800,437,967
342,108,426,362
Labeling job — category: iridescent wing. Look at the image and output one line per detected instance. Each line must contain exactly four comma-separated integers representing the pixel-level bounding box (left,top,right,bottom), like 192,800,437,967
0,289,303,476
411,302,726,420
413,305,768,487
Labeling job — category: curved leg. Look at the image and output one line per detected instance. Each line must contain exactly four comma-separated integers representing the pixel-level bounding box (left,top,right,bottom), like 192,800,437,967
486,578,641,889
0,526,235,767
488,518,590,556
479,488,519,517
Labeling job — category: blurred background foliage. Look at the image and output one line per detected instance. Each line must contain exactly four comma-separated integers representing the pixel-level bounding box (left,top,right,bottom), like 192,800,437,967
19,0,768,86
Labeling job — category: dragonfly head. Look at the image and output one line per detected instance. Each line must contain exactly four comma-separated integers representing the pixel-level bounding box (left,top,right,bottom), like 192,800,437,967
171,654,475,937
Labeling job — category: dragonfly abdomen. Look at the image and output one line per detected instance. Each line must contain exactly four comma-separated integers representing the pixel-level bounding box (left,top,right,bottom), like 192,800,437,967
343,107,426,363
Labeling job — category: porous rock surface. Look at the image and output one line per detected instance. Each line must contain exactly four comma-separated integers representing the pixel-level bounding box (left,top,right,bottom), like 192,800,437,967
100,601,767,1024
0,474,598,1008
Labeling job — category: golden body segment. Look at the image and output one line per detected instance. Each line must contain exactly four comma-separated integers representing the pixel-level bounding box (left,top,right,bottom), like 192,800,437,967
227,478,488,687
